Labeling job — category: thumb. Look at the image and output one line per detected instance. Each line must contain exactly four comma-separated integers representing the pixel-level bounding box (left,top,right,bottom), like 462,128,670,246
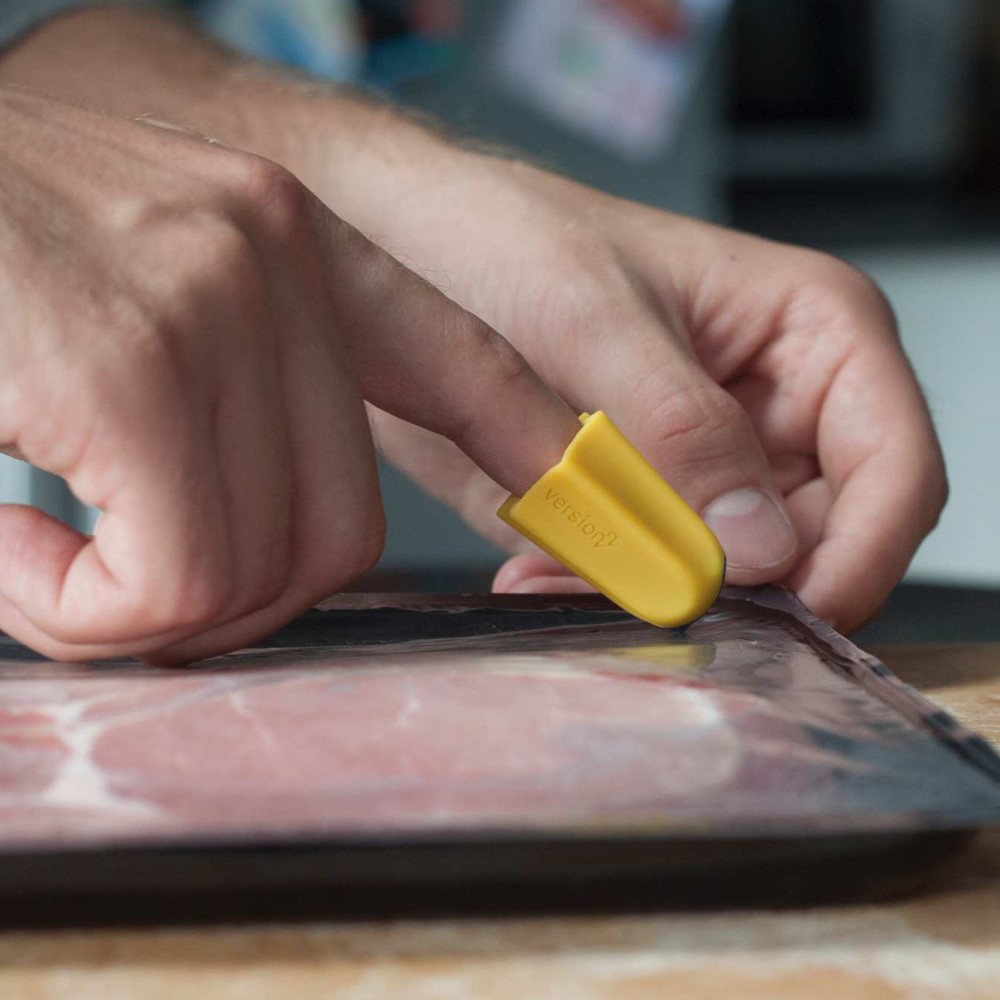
624,367,798,582
333,232,795,582
544,298,798,582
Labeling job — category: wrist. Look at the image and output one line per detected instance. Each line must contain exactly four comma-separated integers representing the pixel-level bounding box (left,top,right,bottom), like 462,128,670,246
245,79,469,233
0,7,301,158
0,4,472,233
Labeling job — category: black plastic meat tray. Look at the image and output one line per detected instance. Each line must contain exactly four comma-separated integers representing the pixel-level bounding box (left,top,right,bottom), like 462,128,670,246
0,588,997,926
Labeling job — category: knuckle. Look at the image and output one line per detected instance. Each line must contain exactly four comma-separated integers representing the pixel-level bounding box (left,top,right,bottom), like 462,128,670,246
346,504,387,580
129,213,263,351
152,568,234,634
190,213,258,276
107,192,174,236
169,213,259,295
126,217,258,327
172,584,233,633
644,381,750,459
256,566,294,610
438,318,537,447
218,153,309,238
313,502,386,597
637,381,767,486
805,253,899,341
242,555,295,617
472,320,534,386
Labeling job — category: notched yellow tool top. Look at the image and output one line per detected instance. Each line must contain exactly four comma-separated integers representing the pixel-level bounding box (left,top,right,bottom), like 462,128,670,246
497,411,725,628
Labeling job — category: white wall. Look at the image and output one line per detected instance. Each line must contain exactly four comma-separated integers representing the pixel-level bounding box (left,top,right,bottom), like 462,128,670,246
846,243,1000,586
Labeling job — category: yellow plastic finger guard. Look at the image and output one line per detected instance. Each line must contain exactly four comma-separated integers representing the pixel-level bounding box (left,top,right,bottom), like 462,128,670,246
497,411,725,628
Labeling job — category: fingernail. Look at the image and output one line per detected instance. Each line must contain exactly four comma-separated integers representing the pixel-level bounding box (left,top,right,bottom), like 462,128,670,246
703,488,796,570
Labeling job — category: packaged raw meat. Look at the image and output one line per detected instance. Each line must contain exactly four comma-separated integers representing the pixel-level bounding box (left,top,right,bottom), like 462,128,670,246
1,587,997,923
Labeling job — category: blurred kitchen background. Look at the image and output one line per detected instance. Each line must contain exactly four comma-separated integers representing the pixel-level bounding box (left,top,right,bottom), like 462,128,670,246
4,0,999,640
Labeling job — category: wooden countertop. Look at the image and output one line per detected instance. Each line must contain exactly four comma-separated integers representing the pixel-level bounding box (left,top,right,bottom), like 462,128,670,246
2,644,999,1000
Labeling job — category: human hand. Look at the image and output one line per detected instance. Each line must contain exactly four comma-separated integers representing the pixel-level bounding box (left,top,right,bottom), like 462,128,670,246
0,9,946,631
334,155,945,632
0,90,577,662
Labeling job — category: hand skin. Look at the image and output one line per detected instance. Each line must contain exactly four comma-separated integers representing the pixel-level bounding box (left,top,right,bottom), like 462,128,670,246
0,7,947,632
0,87,578,662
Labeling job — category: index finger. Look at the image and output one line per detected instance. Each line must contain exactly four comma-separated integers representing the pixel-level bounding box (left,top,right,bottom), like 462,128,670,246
787,334,947,631
332,227,580,494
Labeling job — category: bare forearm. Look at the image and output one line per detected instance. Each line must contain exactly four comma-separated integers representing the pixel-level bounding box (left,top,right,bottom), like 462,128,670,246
0,5,460,228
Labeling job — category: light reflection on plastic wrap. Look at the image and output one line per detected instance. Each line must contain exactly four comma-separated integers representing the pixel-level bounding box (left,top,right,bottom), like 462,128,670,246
0,586,999,849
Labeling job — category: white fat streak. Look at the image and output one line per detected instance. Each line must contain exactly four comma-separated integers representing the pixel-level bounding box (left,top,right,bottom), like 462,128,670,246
229,687,280,755
18,672,296,820
396,676,422,729
39,697,163,819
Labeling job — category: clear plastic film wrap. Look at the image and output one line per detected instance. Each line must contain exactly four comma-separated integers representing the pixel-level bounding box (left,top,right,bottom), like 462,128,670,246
1,587,998,919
